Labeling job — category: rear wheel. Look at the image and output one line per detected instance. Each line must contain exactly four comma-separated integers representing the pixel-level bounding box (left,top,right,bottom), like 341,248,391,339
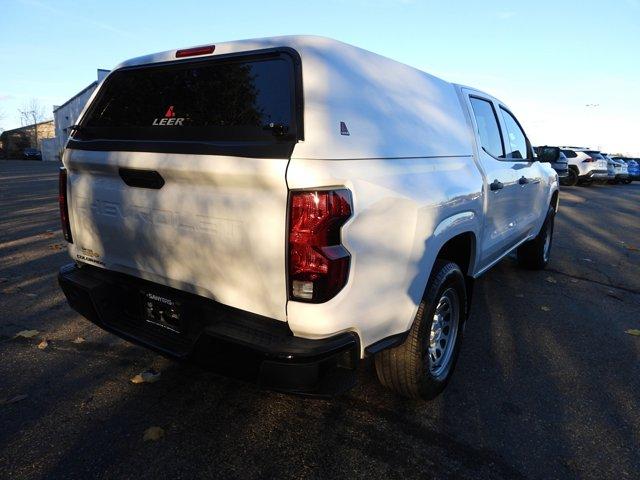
562,168,578,186
517,206,555,270
375,260,467,400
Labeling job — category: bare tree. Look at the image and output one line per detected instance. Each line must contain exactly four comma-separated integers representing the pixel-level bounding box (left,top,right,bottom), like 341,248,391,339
18,99,47,147
0,108,5,133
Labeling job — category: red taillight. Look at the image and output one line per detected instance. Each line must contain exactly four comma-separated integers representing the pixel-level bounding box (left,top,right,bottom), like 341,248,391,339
582,157,595,162
175,45,215,58
59,168,73,243
288,189,352,303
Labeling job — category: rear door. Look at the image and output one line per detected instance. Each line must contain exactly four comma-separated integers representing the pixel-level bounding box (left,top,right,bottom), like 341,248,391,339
465,94,523,268
64,50,302,321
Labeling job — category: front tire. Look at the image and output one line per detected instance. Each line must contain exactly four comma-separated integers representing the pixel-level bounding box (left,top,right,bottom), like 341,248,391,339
517,206,555,270
375,260,467,400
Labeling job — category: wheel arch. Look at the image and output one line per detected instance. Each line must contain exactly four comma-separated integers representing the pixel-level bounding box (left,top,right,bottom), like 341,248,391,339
366,230,477,356
550,188,559,212
435,231,477,277
434,231,476,316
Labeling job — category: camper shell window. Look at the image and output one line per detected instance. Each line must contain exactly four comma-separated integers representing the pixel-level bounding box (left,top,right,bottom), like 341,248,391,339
69,49,302,158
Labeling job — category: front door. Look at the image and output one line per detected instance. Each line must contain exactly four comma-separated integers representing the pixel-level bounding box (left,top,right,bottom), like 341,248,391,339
496,104,545,240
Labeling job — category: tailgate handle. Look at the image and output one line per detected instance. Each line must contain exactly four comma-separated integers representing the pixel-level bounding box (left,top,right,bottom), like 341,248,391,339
118,168,165,189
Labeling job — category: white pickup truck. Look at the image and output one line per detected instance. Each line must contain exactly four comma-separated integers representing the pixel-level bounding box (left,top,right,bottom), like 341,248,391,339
58,36,559,399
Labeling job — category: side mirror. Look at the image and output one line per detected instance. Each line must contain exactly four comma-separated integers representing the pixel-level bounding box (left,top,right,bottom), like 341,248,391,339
536,146,560,163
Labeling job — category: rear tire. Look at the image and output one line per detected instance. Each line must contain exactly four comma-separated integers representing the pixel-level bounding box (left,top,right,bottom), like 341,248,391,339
562,168,578,187
375,260,467,400
517,206,555,270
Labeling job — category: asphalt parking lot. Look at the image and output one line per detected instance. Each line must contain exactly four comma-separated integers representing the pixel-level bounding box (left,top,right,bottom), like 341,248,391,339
1,160,639,480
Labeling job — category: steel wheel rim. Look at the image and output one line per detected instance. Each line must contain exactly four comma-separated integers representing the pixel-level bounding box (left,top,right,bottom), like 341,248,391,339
427,288,460,379
543,227,552,262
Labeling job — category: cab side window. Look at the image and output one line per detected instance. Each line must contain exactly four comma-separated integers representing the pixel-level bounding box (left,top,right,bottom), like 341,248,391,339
500,108,529,160
469,97,504,158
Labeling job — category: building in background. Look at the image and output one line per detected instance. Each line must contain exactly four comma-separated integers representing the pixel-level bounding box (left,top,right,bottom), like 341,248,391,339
52,69,109,160
0,120,55,159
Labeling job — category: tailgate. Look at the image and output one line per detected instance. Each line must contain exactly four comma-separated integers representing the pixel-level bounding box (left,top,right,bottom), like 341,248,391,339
63,49,303,321
66,151,289,320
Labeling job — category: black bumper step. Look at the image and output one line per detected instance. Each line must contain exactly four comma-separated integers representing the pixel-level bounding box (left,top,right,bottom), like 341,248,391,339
58,263,359,396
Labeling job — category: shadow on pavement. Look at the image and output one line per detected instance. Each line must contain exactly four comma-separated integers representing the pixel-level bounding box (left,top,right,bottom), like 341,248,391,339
1,162,639,480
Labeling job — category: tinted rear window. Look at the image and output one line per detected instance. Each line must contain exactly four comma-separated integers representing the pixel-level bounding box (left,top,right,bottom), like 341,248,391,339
585,151,604,159
75,54,298,144
561,149,577,158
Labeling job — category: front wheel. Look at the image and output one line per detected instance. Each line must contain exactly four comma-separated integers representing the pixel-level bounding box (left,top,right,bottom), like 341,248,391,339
517,206,555,270
375,260,467,400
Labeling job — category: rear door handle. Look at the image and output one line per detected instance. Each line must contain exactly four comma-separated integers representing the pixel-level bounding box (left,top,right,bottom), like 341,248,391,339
119,168,165,189
518,176,529,185
490,179,504,191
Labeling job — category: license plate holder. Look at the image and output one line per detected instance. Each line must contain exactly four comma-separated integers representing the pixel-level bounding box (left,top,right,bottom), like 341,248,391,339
141,291,183,334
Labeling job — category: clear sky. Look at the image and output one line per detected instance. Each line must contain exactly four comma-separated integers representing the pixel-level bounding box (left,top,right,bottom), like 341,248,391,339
1,0,639,155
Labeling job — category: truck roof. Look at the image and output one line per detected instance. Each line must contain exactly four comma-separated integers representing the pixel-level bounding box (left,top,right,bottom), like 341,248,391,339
100,36,475,160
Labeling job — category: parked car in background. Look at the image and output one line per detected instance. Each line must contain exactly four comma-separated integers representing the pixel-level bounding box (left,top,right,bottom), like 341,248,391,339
535,146,568,180
22,148,42,160
628,159,639,181
560,147,609,186
613,157,639,182
603,155,617,183
57,35,559,400
604,154,630,184
601,153,619,184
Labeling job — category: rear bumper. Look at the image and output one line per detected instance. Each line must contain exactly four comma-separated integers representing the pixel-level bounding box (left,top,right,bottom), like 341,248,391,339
582,170,609,179
58,263,359,396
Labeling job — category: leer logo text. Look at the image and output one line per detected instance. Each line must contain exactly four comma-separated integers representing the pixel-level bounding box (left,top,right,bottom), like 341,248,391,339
153,105,185,126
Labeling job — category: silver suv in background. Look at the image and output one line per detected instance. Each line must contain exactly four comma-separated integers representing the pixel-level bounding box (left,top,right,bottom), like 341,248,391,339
603,155,617,183
560,148,609,186
603,154,629,184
